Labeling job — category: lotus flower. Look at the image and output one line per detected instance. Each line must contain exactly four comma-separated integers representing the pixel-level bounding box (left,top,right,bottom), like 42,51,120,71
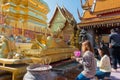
74,51,81,57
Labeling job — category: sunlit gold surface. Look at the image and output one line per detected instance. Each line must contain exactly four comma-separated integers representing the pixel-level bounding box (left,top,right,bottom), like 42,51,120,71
0,0,49,37
21,35,78,64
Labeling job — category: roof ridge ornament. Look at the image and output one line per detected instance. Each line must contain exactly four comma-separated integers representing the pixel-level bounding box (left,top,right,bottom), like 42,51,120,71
80,0,84,7
77,8,82,20
91,0,96,13
80,0,91,10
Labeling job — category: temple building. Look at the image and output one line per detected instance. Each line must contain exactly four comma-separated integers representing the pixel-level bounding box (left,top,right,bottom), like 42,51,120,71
78,0,120,45
48,5,77,46
0,0,49,39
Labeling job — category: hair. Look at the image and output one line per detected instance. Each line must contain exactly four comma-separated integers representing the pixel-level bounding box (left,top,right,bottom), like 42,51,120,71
82,40,94,53
110,29,115,33
98,46,110,57
115,28,120,33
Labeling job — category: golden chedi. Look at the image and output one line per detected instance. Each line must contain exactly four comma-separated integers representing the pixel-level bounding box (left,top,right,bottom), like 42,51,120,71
1,0,49,39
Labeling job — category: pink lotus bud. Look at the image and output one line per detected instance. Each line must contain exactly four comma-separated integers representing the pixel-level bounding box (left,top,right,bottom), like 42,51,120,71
74,51,81,57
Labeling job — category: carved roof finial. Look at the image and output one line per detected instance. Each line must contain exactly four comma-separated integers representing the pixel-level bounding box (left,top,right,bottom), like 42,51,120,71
80,0,84,7
77,8,82,20
81,0,91,10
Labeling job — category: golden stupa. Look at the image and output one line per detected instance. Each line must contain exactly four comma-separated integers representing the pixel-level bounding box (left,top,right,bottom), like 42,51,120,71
0,0,49,39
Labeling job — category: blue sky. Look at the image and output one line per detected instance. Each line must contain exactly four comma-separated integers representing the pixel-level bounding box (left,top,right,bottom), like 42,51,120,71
44,0,83,23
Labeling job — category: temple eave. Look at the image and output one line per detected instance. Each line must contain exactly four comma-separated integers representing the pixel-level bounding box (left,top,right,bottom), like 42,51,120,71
94,7,120,15
78,18,120,29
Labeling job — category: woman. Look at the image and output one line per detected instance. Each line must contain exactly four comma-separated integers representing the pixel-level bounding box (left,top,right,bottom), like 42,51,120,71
96,47,111,79
76,40,96,80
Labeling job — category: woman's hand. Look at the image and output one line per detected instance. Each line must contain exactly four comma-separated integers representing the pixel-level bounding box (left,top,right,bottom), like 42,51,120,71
76,57,83,63
71,56,76,59
76,58,81,62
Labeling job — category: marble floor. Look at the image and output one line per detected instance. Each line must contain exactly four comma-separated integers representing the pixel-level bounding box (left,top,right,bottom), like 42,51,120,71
111,67,120,80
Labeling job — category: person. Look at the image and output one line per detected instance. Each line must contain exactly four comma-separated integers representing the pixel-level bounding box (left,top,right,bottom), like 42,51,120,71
109,29,120,71
115,28,120,34
95,47,111,79
115,28,120,67
75,40,96,80
100,40,110,57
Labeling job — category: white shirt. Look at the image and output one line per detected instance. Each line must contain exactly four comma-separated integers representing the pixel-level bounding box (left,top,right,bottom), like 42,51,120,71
98,55,111,72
